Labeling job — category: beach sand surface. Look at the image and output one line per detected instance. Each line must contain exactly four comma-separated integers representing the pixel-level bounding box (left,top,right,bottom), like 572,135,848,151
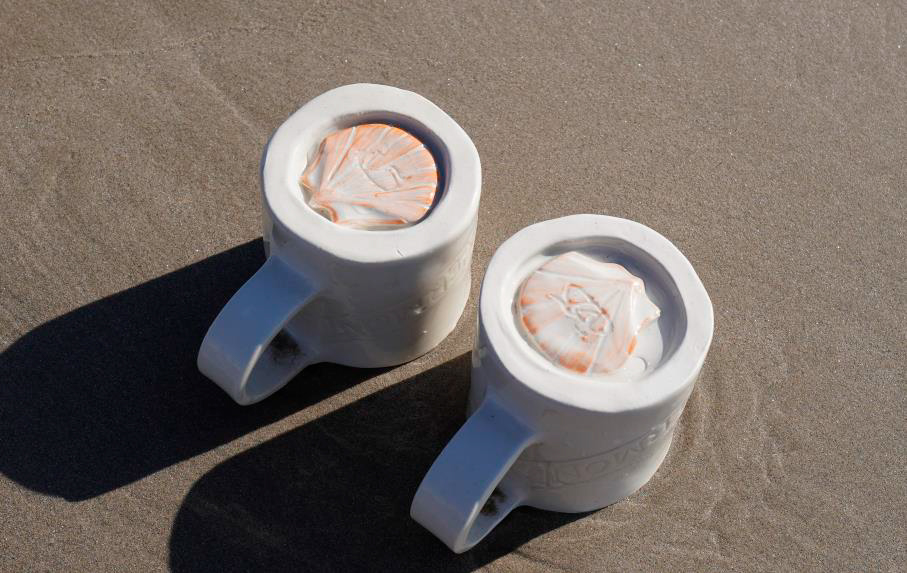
1,1,904,570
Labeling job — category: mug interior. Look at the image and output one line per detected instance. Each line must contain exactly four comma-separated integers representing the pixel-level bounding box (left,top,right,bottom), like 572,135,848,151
289,112,451,229
504,236,688,384
262,84,482,265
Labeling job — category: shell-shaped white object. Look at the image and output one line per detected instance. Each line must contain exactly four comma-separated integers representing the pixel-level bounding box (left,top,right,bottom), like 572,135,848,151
300,123,438,230
517,251,661,375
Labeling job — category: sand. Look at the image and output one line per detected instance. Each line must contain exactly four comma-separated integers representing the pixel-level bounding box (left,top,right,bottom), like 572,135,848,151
1,1,904,570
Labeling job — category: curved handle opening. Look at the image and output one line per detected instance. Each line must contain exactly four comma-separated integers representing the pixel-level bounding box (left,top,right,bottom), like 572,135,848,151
411,398,538,553
198,255,319,405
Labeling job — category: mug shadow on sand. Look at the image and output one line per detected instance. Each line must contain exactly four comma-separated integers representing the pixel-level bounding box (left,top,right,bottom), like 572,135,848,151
0,239,387,501
1,238,582,567
168,352,586,572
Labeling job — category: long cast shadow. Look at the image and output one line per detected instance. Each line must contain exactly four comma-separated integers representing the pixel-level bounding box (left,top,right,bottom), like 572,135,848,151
169,353,585,572
0,239,385,501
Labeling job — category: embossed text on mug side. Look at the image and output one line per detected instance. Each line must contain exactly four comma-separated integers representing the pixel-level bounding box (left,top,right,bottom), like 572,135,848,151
510,407,683,490
316,241,473,346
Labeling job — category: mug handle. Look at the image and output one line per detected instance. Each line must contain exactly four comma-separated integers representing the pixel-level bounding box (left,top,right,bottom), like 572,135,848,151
198,255,319,405
411,397,539,553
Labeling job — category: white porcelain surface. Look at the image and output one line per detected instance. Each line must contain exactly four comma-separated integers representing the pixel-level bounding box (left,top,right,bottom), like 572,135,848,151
411,215,713,553
197,84,481,405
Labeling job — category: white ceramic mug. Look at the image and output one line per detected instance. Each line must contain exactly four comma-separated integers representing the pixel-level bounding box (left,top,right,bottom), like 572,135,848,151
411,215,713,552
198,84,481,405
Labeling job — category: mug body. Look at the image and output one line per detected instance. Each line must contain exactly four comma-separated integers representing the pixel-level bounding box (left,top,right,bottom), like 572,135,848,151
471,214,713,512
199,84,480,404
470,322,697,513
265,211,476,368
412,215,713,552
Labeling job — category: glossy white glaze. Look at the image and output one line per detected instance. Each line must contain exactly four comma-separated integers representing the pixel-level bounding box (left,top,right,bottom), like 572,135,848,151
412,215,714,553
198,84,481,405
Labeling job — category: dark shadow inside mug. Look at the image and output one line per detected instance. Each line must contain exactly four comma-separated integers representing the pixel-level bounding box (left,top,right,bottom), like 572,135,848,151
295,111,451,229
168,353,589,572
0,239,389,501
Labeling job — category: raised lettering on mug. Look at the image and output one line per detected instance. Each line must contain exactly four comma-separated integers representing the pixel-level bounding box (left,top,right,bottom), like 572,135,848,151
516,251,660,374
300,124,438,230
509,407,682,490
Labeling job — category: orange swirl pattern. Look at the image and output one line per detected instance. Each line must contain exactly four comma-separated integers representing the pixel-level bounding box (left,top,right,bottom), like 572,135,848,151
300,124,438,230
517,252,660,375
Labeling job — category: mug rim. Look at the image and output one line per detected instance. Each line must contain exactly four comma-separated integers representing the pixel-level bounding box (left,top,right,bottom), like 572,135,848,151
261,83,481,263
480,214,714,413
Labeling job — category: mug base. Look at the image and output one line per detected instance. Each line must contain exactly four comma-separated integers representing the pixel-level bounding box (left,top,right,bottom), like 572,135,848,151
520,434,673,514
